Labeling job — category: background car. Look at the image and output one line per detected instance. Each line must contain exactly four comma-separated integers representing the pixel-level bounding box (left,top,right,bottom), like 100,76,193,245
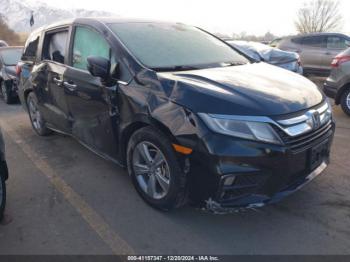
0,46,23,104
277,33,350,76
0,128,8,221
324,47,350,116
227,40,303,74
0,41,8,48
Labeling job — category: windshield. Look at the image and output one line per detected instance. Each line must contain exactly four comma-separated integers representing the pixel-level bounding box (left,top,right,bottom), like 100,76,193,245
0,48,23,65
108,22,249,70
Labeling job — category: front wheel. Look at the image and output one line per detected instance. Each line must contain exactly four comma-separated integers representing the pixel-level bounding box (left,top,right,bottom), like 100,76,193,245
26,92,52,136
127,126,188,211
340,88,350,116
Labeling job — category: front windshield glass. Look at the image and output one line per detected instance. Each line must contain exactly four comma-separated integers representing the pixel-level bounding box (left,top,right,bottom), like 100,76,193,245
108,22,249,70
0,48,23,65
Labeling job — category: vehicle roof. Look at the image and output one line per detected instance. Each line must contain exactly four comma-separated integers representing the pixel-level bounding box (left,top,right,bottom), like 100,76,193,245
289,32,350,39
37,17,180,32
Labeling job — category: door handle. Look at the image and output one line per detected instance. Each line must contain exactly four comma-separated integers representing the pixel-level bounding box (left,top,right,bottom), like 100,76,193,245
325,52,332,55
53,77,63,85
63,81,77,91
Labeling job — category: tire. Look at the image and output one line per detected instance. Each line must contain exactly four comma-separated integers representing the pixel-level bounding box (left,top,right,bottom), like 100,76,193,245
0,165,6,222
340,88,350,116
1,81,14,104
127,126,188,211
26,92,52,136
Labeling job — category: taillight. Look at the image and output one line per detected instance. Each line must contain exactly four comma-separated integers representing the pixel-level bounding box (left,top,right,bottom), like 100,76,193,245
297,57,302,66
331,55,350,68
15,64,22,76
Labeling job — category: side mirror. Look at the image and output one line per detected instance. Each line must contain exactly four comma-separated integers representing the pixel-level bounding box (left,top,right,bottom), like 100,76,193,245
87,56,111,80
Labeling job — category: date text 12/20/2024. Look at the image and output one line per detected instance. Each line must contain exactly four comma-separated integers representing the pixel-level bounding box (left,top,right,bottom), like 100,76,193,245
127,256,220,261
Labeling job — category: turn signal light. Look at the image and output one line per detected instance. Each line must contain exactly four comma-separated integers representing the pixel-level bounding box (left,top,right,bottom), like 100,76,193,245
172,144,193,155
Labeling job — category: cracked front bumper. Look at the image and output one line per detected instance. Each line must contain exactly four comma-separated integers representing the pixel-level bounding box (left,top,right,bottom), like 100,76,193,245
188,121,335,209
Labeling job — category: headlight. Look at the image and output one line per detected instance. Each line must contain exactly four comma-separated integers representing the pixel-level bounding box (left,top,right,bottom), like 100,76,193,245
199,113,282,145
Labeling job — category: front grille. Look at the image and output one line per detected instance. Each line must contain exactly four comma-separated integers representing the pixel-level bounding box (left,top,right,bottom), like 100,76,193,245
274,121,333,152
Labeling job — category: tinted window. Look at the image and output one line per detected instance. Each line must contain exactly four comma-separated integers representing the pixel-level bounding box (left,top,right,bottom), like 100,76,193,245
72,26,110,70
0,48,23,65
302,36,326,48
42,30,68,63
291,37,303,44
109,23,249,69
22,34,39,61
327,36,350,49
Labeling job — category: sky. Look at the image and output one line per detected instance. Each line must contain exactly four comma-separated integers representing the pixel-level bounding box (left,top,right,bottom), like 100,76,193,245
27,0,350,36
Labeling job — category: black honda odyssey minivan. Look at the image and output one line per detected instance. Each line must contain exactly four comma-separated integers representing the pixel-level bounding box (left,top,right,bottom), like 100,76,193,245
18,18,334,211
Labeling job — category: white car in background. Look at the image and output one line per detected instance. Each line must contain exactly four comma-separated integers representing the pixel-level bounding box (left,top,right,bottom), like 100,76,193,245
227,40,303,75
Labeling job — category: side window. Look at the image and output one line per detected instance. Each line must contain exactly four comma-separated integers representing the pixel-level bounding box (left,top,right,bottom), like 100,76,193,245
72,26,110,70
302,36,326,48
42,30,68,64
327,36,349,49
291,37,303,44
22,34,40,61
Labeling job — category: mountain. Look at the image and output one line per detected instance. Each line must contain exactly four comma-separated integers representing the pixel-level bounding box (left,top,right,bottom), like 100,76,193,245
0,0,117,32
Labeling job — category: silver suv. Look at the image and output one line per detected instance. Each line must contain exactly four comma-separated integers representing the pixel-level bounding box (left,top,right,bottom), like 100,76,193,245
324,47,350,116
277,33,350,76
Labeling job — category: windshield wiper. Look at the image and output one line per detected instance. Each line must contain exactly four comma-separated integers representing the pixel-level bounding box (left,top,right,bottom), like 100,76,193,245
222,61,247,67
151,65,199,72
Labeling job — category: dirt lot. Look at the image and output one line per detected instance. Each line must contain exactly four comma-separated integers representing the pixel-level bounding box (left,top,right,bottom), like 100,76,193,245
0,80,349,255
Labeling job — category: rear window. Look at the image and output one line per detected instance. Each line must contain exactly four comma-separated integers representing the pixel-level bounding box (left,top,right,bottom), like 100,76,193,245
327,36,350,49
42,30,68,64
0,48,23,65
291,37,303,44
301,36,326,48
22,34,40,61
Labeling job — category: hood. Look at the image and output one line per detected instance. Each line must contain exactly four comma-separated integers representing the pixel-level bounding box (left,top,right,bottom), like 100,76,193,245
259,49,298,65
157,63,323,116
4,66,17,77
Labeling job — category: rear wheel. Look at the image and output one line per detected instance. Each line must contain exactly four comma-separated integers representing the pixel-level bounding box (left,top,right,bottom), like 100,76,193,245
27,92,52,136
127,126,188,211
0,164,6,222
1,81,14,104
340,88,350,116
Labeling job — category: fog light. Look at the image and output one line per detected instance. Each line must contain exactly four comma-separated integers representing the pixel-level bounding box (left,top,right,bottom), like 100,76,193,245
224,176,236,186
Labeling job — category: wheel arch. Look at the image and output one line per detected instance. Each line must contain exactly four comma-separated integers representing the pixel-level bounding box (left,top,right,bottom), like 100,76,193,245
23,88,34,107
119,116,178,165
335,82,350,105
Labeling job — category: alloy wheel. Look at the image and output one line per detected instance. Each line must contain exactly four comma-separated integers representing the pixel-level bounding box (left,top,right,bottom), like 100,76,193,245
28,98,43,131
347,92,350,110
132,141,171,200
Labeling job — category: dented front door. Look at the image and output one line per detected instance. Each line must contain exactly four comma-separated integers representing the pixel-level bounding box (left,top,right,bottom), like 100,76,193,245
64,25,119,159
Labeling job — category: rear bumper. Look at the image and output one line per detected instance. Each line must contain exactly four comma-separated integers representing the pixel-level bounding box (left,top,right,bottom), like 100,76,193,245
4,79,19,98
188,121,335,210
323,82,338,99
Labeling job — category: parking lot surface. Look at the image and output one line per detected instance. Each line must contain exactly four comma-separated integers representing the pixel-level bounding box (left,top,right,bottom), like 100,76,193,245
0,93,349,255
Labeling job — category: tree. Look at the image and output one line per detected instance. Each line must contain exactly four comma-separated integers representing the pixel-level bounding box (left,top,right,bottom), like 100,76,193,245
0,15,21,45
295,0,343,34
